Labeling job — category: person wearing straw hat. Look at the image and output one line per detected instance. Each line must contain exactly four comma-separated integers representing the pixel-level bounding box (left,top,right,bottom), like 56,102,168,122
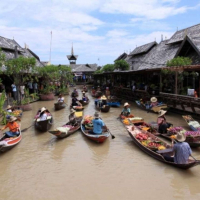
98,95,107,108
68,109,78,126
150,97,158,107
6,105,12,113
157,110,172,134
163,132,192,164
82,91,88,102
39,107,48,121
121,102,133,117
88,112,108,135
0,116,19,138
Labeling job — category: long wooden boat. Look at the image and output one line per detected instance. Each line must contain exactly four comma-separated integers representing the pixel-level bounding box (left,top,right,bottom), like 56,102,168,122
54,102,66,110
35,114,53,132
49,123,81,139
0,129,22,152
182,115,200,131
135,100,168,113
96,104,110,112
126,125,200,169
81,118,110,143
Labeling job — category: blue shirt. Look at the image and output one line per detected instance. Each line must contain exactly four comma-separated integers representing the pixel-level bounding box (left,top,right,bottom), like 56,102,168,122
92,118,105,134
11,84,17,92
173,142,192,164
122,108,130,116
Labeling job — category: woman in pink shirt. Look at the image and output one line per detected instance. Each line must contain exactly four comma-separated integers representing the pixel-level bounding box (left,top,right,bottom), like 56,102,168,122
157,110,172,134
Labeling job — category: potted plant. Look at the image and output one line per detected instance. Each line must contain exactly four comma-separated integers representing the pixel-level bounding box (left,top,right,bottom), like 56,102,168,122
40,85,55,101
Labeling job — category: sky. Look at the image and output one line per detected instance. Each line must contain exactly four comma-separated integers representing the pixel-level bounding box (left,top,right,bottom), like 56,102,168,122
0,0,200,66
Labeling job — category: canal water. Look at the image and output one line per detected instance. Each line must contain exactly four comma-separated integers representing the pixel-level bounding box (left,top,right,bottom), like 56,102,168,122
0,87,200,200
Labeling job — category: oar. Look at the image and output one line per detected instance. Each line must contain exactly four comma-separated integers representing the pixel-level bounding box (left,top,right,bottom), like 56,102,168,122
21,124,34,132
191,155,197,161
108,129,115,139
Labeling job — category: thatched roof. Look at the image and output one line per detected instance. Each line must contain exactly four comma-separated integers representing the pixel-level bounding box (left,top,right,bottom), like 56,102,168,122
70,64,98,72
114,52,128,62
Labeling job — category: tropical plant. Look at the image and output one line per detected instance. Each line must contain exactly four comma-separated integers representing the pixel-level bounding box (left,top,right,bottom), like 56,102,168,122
114,60,129,71
0,91,8,125
167,56,192,67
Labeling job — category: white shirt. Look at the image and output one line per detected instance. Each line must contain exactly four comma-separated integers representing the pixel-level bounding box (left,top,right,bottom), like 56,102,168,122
58,97,64,102
132,85,136,91
20,85,25,94
40,113,47,121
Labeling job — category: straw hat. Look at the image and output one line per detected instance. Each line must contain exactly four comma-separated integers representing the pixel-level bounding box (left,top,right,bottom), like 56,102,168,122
175,132,186,142
6,105,12,110
124,102,130,107
9,116,17,122
150,97,157,103
101,95,107,100
82,91,85,94
94,112,100,118
158,110,167,117
70,109,76,114
40,107,47,113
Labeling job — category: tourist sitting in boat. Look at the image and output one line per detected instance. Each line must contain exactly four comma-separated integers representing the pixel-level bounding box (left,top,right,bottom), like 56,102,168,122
82,84,87,92
88,112,108,135
82,91,88,102
163,132,192,164
105,87,110,99
68,109,78,126
0,116,19,139
39,107,49,121
157,110,172,134
57,94,65,103
150,97,158,108
98,95,107,108
121,102,133,117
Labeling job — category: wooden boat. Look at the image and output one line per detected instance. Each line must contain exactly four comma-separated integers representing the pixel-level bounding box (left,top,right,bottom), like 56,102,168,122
182,115,200,131
126,125,200,169
0,129,22,152
135,100,168,113
71,92,79,98
79,99,89,106
70,104,84,111
34,114,53,132
81,118,110,143
96,104,110,112
49,123,81,139
54,102,66,110
107,101,121,107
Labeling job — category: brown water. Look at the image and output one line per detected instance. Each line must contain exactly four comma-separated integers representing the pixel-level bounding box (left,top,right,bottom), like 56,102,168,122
0,87,200,200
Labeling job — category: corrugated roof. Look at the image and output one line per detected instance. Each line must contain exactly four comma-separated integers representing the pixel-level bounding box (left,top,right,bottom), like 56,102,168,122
129,41,157,56
70,64,97,72
114,52,128,62
166,23,200,45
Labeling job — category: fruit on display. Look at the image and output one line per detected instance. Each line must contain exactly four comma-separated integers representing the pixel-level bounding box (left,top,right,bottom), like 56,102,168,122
12,110,22,116
123,119,130,125
135,133,148,140
158,145,166,150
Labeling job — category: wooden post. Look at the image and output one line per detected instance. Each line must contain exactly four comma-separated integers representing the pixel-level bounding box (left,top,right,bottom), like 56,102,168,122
175,71,178,94
160,73,162,92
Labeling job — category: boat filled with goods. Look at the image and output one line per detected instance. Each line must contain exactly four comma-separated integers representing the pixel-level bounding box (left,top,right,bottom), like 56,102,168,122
160,126,200,148
182,115,200,131
81,115,110,143
126,125,200,169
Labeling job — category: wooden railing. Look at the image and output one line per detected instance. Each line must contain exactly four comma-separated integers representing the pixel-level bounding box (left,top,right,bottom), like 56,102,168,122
160,92,200,113
113,87,150,101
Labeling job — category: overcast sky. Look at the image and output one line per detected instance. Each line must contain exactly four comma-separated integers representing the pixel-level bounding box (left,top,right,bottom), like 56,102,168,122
0,0,200,66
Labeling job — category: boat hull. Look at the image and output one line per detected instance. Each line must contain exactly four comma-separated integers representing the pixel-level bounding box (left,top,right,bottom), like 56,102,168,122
54,102,65,110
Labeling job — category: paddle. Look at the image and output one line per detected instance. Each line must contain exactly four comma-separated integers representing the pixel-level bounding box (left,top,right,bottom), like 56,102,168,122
108,129,115,139
21,124,34,132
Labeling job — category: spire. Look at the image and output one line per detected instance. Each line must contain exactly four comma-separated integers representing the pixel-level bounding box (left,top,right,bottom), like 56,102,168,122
71,43,74,55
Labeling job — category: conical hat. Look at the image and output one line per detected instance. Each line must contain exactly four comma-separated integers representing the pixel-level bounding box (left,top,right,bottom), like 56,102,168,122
158,110,167,117
151,97,157,103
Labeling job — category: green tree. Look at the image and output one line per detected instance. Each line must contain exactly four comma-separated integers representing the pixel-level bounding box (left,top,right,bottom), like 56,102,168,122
167,56,192,67
114,60,129,71
102,64,115,72
0,48,6,67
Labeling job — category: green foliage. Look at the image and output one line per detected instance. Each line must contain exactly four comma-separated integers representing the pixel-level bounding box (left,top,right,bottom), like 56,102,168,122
102,64,115,72
167,56,192,67
114,60,129,71
40,85,55,94
0,91,6,113
0,48,6,67
21,97,30,105
94,69,102,74
58,86,69,95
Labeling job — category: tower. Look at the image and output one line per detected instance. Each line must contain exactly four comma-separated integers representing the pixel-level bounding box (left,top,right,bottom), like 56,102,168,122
67,44,78,65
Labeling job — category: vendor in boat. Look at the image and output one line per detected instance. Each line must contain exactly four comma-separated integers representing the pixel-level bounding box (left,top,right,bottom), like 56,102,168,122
71,96,82,107
0,116,19,139
68,109,78,126
82,91,88,102
98,95,107,108
105,87,110,99
150,97,158,107
95,86,102,97
157,110,172,134
121,102,133,117
82,84,87,92
39,107,49,121
57,94,65,103
71,88,78,97
6,105,13,113
88,112,108,135
163,132,192,164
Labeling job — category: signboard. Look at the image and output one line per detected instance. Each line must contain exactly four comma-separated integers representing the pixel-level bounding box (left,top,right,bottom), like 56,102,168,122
187,89,194,96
